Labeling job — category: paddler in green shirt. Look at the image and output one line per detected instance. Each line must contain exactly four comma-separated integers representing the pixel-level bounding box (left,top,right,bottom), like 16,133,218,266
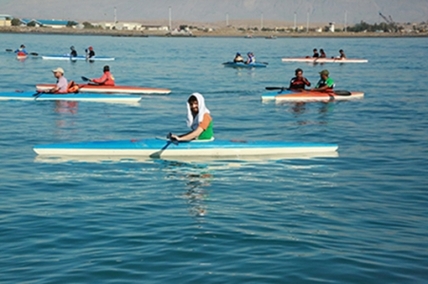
312,69,335,92
170,93,214,141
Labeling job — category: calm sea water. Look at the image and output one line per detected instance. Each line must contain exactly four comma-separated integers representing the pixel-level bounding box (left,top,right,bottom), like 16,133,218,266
1,33,428,283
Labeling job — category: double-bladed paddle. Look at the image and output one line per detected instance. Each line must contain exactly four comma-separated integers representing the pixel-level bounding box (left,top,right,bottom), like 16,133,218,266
265,87,288,90
265,87,351,96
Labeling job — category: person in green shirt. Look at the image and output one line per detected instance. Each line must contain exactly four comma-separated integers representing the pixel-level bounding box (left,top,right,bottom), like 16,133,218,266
312,69,335,92
170,93,214,141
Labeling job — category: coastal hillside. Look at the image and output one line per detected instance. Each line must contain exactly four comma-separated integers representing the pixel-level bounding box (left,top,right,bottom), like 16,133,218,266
2,0,427,25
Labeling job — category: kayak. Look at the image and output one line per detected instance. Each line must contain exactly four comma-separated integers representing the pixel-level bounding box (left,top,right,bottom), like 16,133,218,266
41,55,115,61
16,55,27,60
0,91,142,104
36,84,171,95
33,138,338,158
281,57,368,63
223,62,268,68
261,89,364,102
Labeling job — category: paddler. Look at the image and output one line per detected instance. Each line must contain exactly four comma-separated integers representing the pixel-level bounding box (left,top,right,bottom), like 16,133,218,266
49,67,68,93
338,49,346,59
319,49,327,58
311,69,335,92
289,68,311,90
233,52,244,63
312,48,319,58
170,93,214,141
85,46,95,59
14,44,28,56
246,52,255,64
89,65,115,86
70,46,77,57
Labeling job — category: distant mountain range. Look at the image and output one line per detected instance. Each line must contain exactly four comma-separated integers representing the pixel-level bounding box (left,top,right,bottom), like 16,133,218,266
2,0,427,26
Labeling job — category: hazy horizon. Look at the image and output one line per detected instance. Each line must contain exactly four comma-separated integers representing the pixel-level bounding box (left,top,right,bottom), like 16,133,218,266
1,0,427,26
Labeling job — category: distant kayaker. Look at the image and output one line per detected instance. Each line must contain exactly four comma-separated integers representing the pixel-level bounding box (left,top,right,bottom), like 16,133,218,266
289,68,311,90
70,46,77,57
337,49,346,59
312,69,335,92
170,93,214,141
312,48,319,58
89,65,115,86
49,67,68,93
246,52,255,64
85,46,95,59
319,49,327,58
233,53,244,63
14,44,28,56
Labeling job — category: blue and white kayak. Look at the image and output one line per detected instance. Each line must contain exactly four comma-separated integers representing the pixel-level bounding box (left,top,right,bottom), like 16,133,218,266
223,61,268,68
41,55,115,61
0,91,141,104
33,138,338,157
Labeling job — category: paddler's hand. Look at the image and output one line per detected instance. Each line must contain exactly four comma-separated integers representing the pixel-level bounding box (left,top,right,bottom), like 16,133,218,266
169,134,179,141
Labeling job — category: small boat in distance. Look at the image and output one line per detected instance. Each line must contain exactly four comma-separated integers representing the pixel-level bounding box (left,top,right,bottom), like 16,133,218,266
281,57,368,63
41,55,115,61
223,62,268,68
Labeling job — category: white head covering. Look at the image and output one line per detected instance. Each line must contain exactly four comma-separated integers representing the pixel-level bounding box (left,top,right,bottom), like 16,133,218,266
186,92,210,130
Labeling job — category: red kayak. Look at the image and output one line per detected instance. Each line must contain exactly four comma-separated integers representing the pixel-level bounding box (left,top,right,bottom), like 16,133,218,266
36,84,171,95
261,89,364,102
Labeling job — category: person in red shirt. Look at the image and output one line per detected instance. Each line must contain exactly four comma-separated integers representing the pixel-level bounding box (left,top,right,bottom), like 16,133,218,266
89,65,115,86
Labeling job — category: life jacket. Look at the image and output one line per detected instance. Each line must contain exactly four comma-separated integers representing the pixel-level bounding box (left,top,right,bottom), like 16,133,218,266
67,81,80,93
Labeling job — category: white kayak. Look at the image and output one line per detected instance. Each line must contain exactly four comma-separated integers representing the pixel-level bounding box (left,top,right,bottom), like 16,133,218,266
281,57,368,63
33,138,338,158
41,55,115,61
36,84,171,95
0,91,141,104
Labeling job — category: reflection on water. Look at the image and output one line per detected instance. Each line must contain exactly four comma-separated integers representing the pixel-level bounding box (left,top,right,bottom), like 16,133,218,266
158,160,212,217
55,101,78,114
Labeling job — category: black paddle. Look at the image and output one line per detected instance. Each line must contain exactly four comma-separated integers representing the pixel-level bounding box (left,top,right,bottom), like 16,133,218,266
81,76,90,81
30,52,38,56
333,90,352,96
5,49,13,52
33,91,45,99
265,87,288,91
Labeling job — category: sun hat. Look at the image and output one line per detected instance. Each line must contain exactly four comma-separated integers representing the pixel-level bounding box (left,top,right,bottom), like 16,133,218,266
319,69,329,76
52,67,64,74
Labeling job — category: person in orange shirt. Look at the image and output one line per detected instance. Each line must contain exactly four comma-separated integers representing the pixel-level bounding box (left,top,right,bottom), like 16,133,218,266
170,93,214,141
89,65,115,86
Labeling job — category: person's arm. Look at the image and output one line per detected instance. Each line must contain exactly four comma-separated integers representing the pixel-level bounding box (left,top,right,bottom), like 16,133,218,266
303,77,311,87
91,74,107,84
313,85,329,91
170,126,204,141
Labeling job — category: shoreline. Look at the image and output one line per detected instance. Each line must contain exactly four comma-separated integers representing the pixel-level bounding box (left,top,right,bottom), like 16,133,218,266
1,26,427,38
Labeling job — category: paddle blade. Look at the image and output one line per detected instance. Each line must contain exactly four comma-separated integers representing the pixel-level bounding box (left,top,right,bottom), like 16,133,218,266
265,87,285,90
5,49,13,52
334,90,352,96
30,52,38,56
81,76,90,81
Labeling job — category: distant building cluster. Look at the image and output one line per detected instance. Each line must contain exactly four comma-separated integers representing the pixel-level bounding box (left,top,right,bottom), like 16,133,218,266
0,14,168,31
1,13,426,34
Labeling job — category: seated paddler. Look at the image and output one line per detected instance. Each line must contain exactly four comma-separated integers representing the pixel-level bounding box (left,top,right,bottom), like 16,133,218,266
89,65,115,86
170,93,214,141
